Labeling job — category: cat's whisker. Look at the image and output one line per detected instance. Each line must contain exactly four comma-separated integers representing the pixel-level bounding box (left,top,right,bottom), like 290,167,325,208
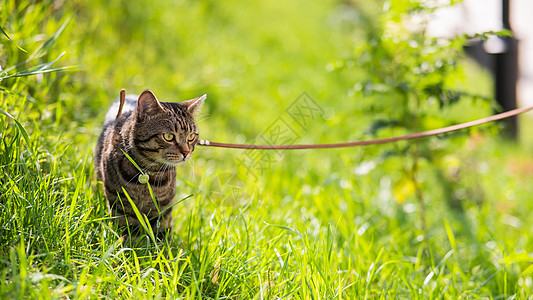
194,114,210,124
187,156,196,185
156,163,168,187
195,117,209,124
195,113,210,120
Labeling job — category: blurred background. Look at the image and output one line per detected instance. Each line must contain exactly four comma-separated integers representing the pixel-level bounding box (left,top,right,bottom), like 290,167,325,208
427,0,533,138
428,0,533,105
2,0,533,297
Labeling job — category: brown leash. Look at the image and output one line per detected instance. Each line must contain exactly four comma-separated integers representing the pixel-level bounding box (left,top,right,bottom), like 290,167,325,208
113,89,532,150
198,105,533,150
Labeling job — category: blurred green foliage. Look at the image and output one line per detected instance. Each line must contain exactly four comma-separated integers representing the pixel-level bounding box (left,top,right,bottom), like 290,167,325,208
1,0,533,298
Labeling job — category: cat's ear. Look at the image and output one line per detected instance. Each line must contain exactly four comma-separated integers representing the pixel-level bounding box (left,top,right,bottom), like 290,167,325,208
137,90,164,119
182,94,206,116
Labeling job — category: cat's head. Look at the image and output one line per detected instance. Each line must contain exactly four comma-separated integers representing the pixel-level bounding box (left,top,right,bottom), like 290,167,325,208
132,90,205,166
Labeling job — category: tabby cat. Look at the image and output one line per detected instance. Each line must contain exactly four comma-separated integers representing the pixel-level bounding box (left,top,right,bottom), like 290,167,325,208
94,90,205,235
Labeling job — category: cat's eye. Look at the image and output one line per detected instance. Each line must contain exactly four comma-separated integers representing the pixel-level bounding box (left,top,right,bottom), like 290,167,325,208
187,133,196,142
162,133,175,142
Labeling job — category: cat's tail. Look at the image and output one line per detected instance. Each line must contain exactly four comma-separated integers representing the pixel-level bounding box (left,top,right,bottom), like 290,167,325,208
103,94,138,126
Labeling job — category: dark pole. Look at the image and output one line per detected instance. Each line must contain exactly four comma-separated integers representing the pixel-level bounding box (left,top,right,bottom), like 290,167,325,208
494,0,518,139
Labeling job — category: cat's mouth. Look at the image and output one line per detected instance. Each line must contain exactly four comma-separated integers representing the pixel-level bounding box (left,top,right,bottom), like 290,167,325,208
162,153,190,166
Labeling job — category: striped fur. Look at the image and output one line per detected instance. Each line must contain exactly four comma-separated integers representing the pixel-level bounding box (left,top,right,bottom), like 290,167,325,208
94,90,205,235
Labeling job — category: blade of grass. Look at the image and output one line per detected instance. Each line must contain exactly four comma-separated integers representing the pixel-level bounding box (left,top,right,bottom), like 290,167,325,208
120,187,157,245
0,25,27,53
0,109,32,154
121,149,144,174
0,66,76,81
30,16,72,58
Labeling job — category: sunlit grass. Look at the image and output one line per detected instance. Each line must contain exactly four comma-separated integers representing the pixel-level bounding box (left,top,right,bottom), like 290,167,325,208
1,0,533,298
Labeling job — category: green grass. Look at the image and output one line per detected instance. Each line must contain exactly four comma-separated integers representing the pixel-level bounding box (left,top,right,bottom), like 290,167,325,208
2,0,533,298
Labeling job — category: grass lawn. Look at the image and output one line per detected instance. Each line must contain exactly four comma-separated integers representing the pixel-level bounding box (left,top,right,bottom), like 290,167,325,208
1,0,533,298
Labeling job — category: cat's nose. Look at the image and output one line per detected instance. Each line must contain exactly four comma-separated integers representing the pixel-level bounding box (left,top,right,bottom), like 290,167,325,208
182,151,190,158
